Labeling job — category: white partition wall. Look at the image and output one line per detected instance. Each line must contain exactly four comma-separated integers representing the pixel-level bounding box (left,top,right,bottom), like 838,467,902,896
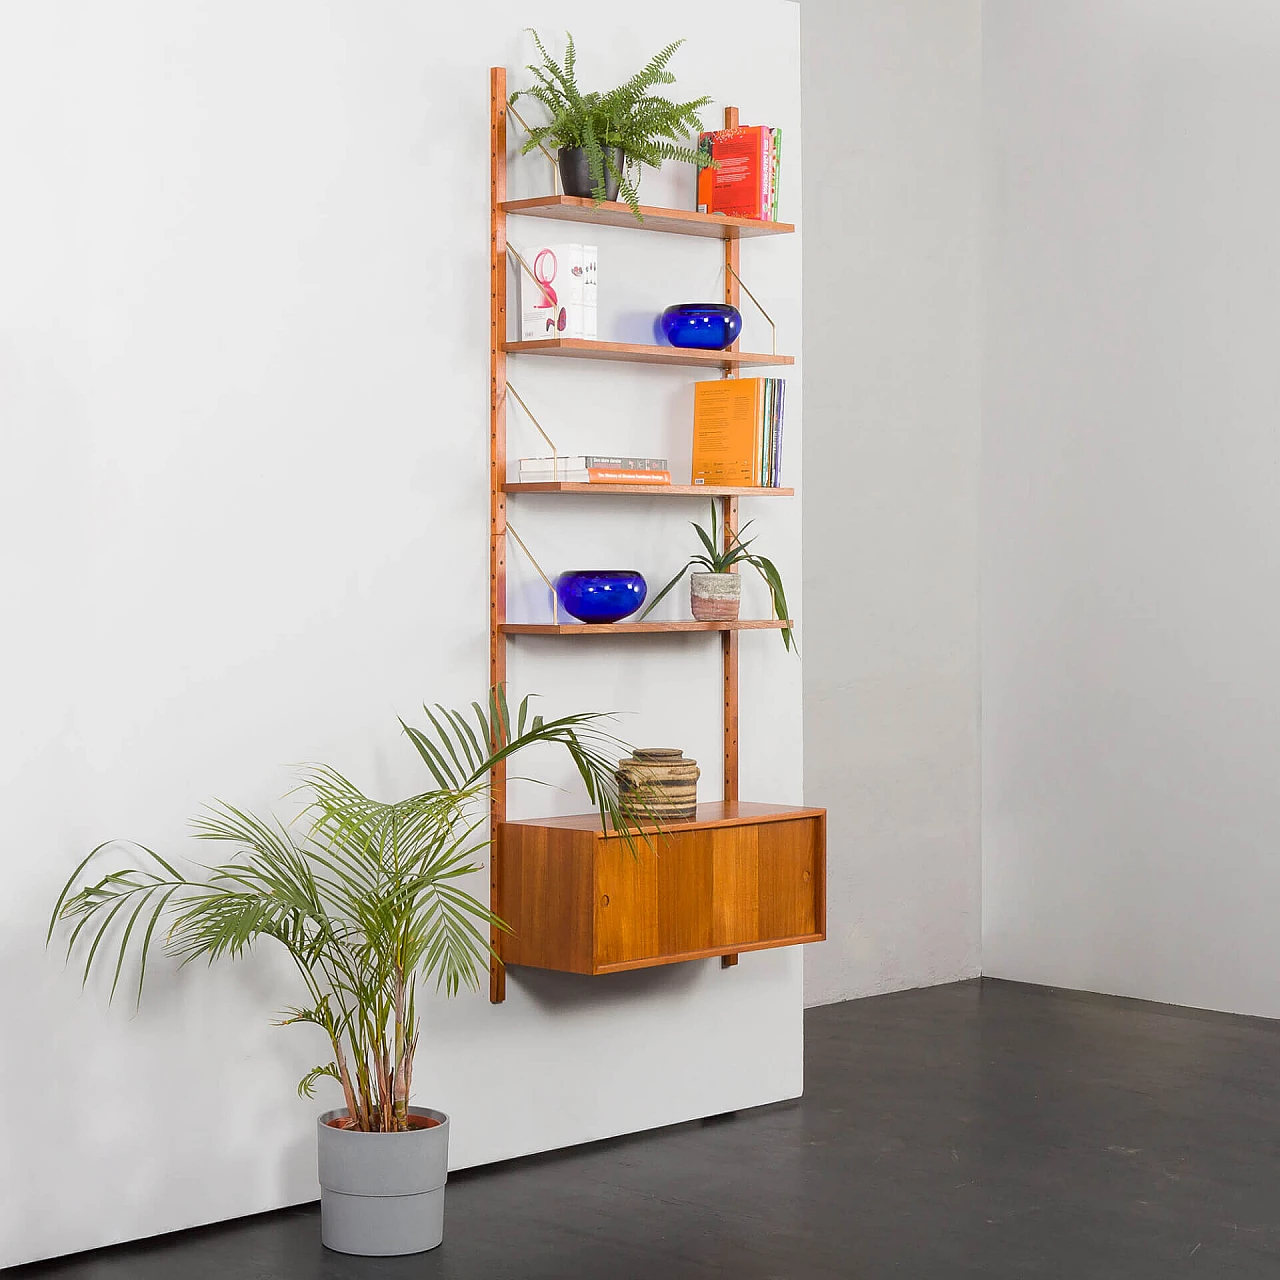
799,0,983,1005
0,3,804,1266
983,0,1280,1018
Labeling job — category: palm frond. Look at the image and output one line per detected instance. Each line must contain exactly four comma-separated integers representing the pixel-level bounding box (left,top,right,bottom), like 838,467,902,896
49,685,645,1130
297,1062,342,1099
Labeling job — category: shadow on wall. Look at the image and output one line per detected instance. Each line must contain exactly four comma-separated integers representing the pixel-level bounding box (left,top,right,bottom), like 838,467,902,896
510,957,705,1014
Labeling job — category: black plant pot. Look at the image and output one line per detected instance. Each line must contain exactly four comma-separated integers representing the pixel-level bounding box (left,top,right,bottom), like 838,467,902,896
557,146,623,202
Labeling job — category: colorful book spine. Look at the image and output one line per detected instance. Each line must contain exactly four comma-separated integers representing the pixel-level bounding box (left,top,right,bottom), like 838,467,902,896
771,128,783,221
772,379,785,485
759,126,772,223
519,468,672,485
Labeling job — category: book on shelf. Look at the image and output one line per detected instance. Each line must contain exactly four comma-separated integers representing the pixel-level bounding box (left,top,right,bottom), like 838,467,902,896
695,125,783,221
517,242,598,340
518,455,667,475
517,468,672,485
691,377,787,487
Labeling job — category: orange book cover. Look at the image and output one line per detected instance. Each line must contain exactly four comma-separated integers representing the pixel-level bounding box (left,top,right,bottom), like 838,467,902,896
704,126,767,220
586,468,671,484
692,379,763,485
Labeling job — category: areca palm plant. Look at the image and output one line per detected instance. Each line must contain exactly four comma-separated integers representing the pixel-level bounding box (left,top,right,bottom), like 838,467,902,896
48,688,636,1133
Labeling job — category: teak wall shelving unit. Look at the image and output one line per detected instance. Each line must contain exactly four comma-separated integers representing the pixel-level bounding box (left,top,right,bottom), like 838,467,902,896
488,67,826,1003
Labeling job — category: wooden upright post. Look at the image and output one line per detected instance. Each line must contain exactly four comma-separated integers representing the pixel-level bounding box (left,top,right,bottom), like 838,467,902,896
489,67,509,1004
721,105,741,970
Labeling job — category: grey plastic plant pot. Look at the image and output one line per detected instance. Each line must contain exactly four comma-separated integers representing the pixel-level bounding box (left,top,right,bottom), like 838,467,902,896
316,1106,449,1256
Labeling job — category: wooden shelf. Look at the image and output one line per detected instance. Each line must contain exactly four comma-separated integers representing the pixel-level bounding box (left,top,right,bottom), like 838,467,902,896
501,194,795,240
501,619,793,636
504,482,794,497
503,338,794,369
498,804,826,976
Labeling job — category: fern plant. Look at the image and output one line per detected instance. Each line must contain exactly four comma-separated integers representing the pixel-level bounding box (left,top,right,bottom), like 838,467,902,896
642,503,796,651
48,688,639,1133
510,31,714,219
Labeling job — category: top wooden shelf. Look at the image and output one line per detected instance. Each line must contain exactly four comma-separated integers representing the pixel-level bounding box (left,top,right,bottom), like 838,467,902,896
502,195,795,240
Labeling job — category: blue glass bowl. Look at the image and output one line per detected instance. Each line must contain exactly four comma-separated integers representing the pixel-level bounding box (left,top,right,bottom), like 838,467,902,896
554,570,647,624
660,303,743,351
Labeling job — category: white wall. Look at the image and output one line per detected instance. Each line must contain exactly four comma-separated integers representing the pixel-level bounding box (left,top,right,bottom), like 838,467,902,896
800,0,983,1005
983,0,1280,1016
0,3,804,1266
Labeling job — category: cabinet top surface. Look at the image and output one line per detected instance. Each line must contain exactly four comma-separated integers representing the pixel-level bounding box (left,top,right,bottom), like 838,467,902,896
502,801,825,835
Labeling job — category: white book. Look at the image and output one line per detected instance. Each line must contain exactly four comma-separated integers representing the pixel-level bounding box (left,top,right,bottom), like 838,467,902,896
518,243,598,341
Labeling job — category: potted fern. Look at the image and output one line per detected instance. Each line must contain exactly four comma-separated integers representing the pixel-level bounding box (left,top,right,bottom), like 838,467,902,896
511,31,714,219
642,503,796,651
48,689,636,1257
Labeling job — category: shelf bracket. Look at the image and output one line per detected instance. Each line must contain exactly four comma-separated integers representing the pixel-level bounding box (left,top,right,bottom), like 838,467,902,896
505,521,559,625
504,381,561,477
724,261,777,358
507,101,561,195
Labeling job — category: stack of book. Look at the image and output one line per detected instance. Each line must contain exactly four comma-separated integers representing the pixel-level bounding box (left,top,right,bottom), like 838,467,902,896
690,379,786,487
695,125,782,221
517,455,671,485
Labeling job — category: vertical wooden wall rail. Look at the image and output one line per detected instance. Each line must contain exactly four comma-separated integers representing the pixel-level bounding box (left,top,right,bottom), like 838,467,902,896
489,66,509,1004
721,104,742,971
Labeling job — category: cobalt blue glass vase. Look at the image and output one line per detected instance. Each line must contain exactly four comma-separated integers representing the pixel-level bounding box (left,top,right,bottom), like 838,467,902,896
660,303,743,351
554,570,648,624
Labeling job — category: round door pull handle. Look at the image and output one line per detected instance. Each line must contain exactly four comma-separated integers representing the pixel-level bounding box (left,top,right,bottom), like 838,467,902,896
600,894,611,907
802,870,812,883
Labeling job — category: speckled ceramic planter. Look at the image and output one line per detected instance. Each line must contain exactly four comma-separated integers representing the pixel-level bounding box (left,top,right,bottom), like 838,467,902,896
317,1107,449,1256
690,572,741,622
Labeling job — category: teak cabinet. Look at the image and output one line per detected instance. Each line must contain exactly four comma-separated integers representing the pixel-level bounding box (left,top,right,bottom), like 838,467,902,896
488,66,826,1000
498,804,826,975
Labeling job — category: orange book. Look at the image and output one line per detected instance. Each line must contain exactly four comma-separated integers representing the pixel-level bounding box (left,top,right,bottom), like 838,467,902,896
696,127,768,220
692,379,764,485
586,468,671,484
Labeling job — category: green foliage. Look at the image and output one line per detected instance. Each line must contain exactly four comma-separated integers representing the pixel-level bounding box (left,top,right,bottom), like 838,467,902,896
510,30,714,219
641,503,796,652
48,687,641,1131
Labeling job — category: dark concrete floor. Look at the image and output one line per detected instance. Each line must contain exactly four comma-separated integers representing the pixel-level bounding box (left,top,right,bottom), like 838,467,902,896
13,978,1280,1278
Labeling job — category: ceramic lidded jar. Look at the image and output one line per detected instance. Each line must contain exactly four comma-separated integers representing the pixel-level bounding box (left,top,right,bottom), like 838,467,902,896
615,748,700,821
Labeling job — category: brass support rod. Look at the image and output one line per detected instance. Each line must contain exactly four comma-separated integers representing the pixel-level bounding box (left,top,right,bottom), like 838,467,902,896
725,260,777,357
506,245,556,309
506,102,560,193
504,382,560,469
506,521,559,625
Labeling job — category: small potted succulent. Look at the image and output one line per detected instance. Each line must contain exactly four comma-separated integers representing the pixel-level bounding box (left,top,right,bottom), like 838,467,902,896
510,31,715,219
48,688,636,1256
642,503,795,650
